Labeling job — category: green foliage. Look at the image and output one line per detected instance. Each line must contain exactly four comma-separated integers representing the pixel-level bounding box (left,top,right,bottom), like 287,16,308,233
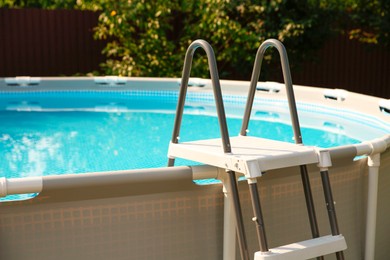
346,0,390,47
3,0,388,77
74,0,339,79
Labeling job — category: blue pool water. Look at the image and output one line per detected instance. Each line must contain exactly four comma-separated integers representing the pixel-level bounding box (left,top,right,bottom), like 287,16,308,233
0,90,369,181
0,110,361,181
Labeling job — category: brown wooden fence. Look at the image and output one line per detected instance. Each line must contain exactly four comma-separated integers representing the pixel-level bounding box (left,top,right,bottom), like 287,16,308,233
290,35,390,98
1,8,389,98
0,8,106,77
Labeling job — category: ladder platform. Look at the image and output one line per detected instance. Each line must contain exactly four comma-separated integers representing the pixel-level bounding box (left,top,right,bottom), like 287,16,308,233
254,235,347,260
168,136,319,178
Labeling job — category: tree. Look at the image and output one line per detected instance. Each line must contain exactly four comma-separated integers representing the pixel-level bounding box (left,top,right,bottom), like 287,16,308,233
6,0,387,78
74,0,338,79
346,0,390,46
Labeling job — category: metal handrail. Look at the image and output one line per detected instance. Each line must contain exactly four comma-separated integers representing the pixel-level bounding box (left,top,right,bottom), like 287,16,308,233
239,39,302,143
168,40,231,166
167,39,250,260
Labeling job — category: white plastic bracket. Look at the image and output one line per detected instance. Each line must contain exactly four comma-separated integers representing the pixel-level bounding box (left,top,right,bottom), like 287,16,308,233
177,77,207,87
317,149,332,170
256,82,282,93
368,153,381,167
0,177,7,197
224,156,262,178
247,178,258,184
323,89,348,102
5,76,41,87
379,99,390,114
94,76,127,86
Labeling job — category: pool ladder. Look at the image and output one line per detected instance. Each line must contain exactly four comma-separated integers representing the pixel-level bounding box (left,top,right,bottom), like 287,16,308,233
168,39,347,260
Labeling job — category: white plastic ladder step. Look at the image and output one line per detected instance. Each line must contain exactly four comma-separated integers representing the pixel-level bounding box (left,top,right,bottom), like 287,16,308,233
168,136,319,178
254,235,347,260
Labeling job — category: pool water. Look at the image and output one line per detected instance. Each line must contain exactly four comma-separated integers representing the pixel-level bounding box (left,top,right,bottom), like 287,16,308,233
4,90,387,201
0,109,359,180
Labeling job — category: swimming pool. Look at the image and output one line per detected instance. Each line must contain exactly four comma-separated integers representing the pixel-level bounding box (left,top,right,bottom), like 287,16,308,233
1,88,386,181
0,77,389,260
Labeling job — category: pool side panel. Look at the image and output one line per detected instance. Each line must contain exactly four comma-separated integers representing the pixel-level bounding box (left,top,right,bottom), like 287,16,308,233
375,149,390,260
0,157,377,260
40,166,197,200
0,167,225,260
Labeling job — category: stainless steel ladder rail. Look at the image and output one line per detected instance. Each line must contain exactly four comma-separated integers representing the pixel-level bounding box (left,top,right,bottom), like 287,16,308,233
167,39,250,260
240,39,345,260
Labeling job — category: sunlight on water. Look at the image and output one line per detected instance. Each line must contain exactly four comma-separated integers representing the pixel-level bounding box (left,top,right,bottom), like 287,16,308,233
1,90,388,201
0,110,361,181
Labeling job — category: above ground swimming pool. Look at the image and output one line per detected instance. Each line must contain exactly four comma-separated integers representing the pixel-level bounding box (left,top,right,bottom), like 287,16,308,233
0,77,389,260
0,77,389,201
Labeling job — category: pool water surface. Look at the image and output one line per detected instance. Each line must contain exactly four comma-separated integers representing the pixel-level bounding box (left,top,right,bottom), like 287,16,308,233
0,109,360,180
2,90,389,201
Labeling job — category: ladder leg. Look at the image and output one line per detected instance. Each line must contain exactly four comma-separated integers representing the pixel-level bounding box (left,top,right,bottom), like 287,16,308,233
226,170,250,260
248,178,269,252
320,169,345,260
300,165,324,260
167,158,175,167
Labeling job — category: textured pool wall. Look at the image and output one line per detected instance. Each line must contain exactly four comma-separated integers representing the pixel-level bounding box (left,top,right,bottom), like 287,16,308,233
375,149,390,260
0,153,389,260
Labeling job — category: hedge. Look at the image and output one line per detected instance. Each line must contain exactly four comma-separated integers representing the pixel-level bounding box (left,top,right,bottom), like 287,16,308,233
3,0,389,78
